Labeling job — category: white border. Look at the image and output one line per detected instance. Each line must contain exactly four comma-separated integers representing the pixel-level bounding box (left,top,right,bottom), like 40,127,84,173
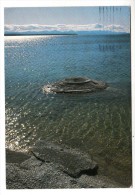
0,0,132,7
0,1,135,195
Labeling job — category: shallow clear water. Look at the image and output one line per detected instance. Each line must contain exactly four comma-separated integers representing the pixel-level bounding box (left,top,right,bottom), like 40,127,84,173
5,34,131,186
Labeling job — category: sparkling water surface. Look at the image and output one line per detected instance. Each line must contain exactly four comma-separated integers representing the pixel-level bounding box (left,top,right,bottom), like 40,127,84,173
5,35,131,186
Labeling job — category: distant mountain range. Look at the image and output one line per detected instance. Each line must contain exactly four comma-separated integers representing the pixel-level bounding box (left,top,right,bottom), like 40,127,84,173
4,24,129,36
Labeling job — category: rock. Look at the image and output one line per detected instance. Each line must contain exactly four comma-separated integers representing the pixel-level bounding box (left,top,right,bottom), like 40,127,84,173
6,149,30,163
6,159,124,189
32,140,98,178
6,142,125,189
77,174,125,188
6,160,81,189
43,77,108,94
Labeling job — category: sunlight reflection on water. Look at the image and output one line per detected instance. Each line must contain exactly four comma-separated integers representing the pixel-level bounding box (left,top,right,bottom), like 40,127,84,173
5,34,131,186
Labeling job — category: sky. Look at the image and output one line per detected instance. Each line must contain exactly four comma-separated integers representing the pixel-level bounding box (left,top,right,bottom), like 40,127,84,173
4,7,130,34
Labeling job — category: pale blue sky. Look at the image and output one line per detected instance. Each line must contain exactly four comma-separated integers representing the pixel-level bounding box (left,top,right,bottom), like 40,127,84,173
4,7,130,29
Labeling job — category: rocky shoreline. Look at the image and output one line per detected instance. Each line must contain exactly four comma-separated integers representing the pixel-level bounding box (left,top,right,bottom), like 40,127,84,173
6,140,125,189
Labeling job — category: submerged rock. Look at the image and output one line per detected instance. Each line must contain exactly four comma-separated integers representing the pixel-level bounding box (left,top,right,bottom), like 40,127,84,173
43,77,108,94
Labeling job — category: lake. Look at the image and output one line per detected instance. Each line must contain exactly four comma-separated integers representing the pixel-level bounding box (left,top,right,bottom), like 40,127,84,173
5,34,132,186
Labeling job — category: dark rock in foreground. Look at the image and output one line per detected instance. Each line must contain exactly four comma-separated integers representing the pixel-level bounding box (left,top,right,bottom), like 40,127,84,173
6,160,124,189
32,140,98,178
43,77,108,94
6,149,30,163
6,141,124,189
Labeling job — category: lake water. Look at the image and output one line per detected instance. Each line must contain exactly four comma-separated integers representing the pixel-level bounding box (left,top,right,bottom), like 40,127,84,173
5,34,131,186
